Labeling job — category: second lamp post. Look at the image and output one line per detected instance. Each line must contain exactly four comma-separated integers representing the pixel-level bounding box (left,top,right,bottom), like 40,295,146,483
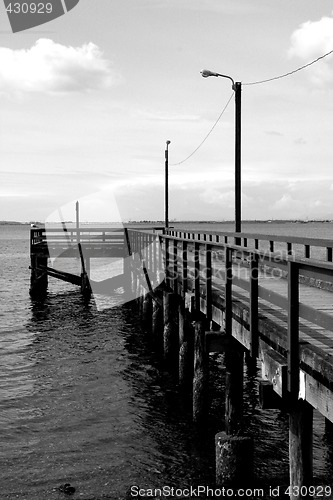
165,140,171,229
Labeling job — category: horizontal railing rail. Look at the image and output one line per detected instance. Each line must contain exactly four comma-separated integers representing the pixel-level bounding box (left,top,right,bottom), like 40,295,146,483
166,227,333,262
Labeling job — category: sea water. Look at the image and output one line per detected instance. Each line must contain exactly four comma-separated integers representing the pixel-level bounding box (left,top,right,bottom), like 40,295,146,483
1,223,333,499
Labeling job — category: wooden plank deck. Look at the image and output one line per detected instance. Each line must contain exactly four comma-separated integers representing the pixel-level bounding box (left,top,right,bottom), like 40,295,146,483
207,261,333,357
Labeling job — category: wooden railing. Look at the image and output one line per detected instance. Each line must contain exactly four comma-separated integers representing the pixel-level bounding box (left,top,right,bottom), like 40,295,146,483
166,228,333,262
30,226,124,245
126,228,333,400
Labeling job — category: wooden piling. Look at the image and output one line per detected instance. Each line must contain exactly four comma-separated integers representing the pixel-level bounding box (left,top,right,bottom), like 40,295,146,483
152,290,163,353
215,432,253,487
142,293,152,331
224,340,244,435
193,320,208,424
178,297,193,390
29,255,48,296
289,399,313,499
163,291,178,370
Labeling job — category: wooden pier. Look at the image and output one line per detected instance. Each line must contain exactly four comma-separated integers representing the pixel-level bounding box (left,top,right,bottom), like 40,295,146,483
29,225,333,498
29,226,128,296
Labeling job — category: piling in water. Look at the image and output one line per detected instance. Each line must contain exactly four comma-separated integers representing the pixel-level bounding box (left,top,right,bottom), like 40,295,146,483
193,320,208,424
215,432,253,487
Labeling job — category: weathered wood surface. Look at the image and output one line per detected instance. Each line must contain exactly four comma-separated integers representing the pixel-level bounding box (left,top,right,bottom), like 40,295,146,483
31,227,126,258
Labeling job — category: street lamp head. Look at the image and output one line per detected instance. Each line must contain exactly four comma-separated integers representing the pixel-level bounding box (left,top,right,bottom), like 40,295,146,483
166,140,171,145
201,69,236,88
200,69,219,78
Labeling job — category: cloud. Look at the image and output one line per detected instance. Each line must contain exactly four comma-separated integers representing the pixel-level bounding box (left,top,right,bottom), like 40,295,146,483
288,14,333,87
0,39,115,94
289,15,333,59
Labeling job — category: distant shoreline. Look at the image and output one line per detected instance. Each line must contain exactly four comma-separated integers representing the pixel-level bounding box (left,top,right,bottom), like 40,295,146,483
1,219,332,226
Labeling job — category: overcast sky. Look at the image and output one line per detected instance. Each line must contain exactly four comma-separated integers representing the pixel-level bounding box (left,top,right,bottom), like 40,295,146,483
1,0,333,222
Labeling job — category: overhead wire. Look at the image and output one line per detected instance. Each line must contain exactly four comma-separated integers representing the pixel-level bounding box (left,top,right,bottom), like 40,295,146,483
243,47,333,86
170,92,234,166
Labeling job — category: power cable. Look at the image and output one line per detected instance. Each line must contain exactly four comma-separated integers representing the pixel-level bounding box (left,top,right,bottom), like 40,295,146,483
243,48,333,86
170,92,234,166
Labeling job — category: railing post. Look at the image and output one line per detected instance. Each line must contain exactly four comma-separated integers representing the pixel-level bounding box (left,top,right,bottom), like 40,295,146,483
182,241,188,295
165,237,170,289
194,242,200,315
173,239,178,293
225,246,233,334
287,260,299,396
205,243,212,327
249,252,259,358
158,234,163,284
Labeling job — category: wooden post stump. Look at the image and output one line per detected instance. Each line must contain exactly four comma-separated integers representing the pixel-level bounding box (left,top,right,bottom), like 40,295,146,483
224,340,244,435
163,291,178,370
152,290,163,354
178,297,193,390
142,293,152,331
193,320,208,424
289,399,313,499
215,432,253,487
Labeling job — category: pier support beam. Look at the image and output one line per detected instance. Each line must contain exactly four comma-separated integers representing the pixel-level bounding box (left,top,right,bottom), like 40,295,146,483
193,320,208,424
289,399,313,499
224,339,244,435
29,256,48,296
152,290,163,354
178,297,193,391
215,335,253,486
163,291,178,370
142,293,152,331
215,432,253,487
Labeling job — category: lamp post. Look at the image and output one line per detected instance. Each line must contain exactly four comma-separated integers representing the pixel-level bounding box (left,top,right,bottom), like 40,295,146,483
200,69,242,235
165,140,171,229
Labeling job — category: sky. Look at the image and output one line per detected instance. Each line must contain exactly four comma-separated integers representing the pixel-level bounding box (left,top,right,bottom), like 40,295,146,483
1,0,333,222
